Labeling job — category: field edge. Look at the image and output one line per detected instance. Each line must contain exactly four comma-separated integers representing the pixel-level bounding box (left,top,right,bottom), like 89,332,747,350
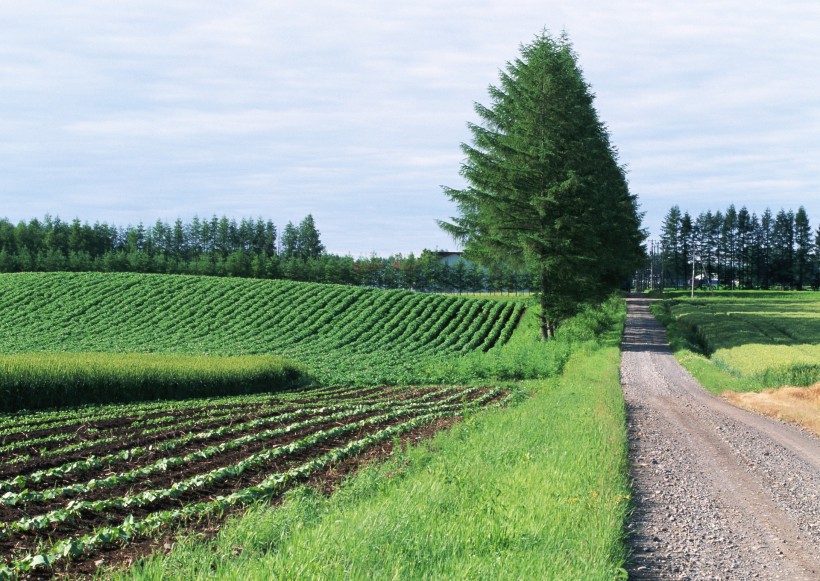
116,343,630,581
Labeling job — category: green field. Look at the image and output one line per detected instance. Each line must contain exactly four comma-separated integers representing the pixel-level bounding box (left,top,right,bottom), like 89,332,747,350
0,353,307,411
0,272,532,389
652,292,820,392
0,272,630,578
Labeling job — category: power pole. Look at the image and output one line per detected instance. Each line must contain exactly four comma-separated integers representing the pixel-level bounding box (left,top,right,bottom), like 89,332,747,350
690,249,697,299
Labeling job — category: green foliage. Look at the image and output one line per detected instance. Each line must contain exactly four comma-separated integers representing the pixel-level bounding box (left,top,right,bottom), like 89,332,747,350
658,203,817,290
0,353,308,412
0,214,527,293
446,294,625,381
440,31,644,334
651,293,820,392
280,214,324,261
0,272,525,387
120,346,630,581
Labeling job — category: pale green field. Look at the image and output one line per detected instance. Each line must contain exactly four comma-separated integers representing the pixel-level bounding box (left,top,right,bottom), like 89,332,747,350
652,292,820,391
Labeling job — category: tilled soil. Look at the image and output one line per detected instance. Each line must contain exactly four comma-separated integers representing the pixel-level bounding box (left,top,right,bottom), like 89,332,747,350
621,296,820,580
1,385,504,578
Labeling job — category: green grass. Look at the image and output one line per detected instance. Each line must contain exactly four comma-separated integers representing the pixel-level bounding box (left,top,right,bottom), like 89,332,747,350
119,340,630,580
0,353,308,412
651,292,820,393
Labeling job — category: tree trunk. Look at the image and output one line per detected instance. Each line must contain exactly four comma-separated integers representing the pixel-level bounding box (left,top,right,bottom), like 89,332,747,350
539,266,554,340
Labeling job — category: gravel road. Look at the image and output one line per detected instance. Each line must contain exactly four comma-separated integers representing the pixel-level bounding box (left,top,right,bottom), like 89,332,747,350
621,296,820,580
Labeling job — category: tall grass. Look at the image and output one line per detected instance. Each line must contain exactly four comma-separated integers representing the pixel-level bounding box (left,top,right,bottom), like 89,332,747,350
0,353,308,412
119,306,630,581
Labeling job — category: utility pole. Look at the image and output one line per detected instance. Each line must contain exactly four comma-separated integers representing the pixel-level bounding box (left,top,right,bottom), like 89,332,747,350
690,249,697,299
659,242,664,296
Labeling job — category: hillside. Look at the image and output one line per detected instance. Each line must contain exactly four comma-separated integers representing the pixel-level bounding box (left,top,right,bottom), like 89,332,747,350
0,272,525,385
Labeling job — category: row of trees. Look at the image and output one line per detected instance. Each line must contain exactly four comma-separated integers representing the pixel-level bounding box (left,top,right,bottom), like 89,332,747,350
0,214,533,293
0,214,323,265
0,214,319,276
658,204,820,290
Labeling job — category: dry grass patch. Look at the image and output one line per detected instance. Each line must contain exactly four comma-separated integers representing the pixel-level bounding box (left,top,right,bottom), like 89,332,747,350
723,383,820,436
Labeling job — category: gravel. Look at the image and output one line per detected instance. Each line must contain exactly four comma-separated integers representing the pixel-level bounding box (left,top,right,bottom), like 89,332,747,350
620,297,820,580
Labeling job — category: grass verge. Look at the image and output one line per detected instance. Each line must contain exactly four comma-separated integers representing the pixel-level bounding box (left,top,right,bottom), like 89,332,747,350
650,300,764,394
650,298,820,434
119,341,630,580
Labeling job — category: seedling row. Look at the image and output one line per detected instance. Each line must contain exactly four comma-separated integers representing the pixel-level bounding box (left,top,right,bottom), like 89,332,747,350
0,383,511,576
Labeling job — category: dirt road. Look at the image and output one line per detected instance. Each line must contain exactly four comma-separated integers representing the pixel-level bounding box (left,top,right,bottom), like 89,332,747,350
621,297,820,580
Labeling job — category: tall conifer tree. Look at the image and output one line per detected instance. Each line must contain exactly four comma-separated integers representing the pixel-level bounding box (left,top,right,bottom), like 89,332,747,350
440,31,644,339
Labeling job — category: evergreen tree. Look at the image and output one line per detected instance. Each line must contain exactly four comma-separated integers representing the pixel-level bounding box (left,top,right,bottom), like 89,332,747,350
680,212,694,288
736,207,753,288
748,212,762,287
297,214,325,259
760,208,774,289
695,211,717,287
772,210,795,287
280,222,299,259
660,206,682,288
720,204,737,288
794,206,812,290
440,31,644,338
814,223,820,289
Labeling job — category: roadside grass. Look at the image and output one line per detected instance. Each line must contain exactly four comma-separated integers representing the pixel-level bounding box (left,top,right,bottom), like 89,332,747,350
119,320,630,580
0,353,308,412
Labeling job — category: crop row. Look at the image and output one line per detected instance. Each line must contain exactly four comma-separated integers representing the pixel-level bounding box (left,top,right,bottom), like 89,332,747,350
0,386,433,469
0,387,482,487
0,382,512,576
0,272,526,386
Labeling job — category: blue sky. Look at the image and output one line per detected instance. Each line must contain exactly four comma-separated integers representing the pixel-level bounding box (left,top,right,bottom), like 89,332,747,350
1,1,818,255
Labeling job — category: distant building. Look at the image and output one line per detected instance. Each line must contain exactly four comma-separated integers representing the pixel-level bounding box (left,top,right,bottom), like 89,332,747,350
436,251,468,267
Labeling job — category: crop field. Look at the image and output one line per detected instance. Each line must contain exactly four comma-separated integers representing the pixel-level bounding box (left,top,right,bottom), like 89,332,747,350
0,383,512,576
654,292,820,389
0,353,307,412
0,272,629,577
0,272,525,386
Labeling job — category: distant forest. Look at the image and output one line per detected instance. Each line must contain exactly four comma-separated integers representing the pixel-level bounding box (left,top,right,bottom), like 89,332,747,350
0,214,532,293
658,204,820,290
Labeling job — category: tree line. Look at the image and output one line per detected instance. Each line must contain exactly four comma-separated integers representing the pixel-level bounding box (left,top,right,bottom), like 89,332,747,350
0,214,533,293
659,204,819,290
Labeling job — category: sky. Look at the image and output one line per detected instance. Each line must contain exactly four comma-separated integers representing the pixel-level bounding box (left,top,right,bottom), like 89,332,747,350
1,1,819,256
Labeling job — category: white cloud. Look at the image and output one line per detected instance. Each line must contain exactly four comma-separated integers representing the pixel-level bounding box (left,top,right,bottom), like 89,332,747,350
1,0,819,254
